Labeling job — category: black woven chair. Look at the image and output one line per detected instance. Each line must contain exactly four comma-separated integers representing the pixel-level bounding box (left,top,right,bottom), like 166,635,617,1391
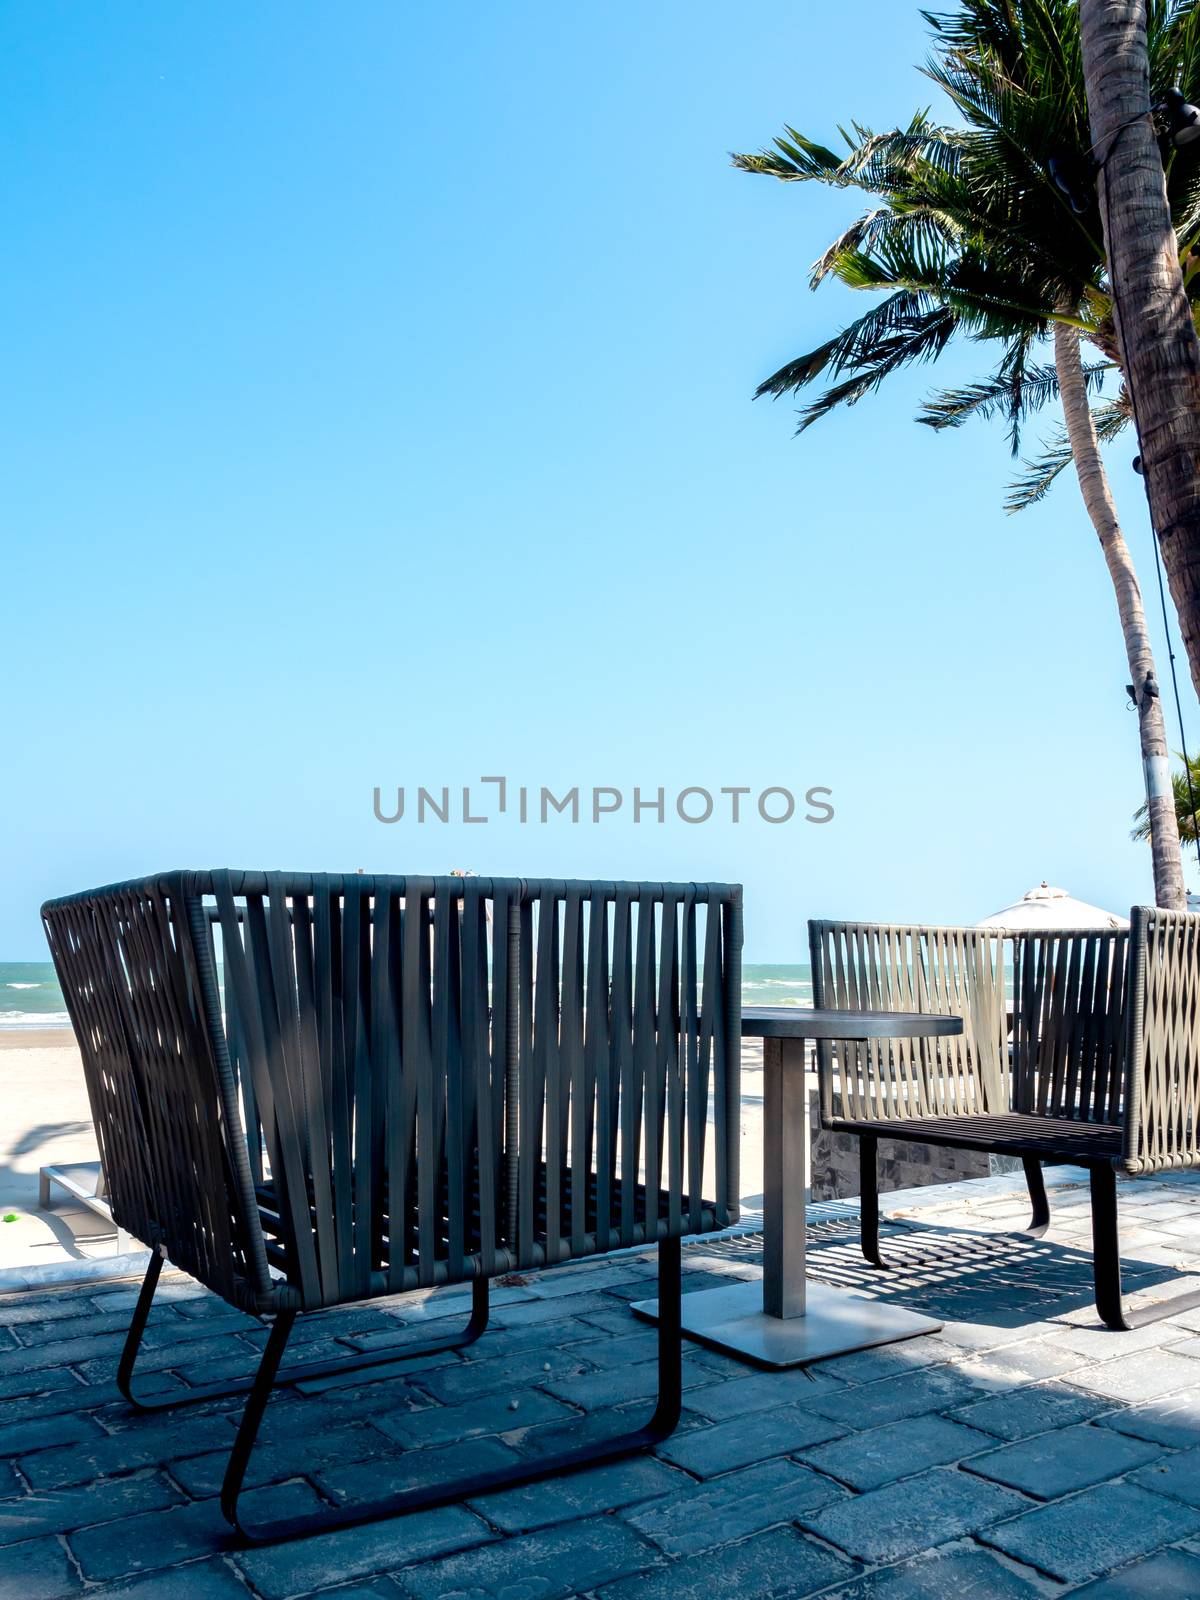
43,871,742,1541
809,912,1200,1330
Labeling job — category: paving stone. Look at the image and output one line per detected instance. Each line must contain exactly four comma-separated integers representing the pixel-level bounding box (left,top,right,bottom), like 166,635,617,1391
680,1368,846,1424
7,1311,141,1347
0,1533,81,1599
1069,1348,1200,1402
0,1367,85,1404
981,1479,1200,1584
655,1402,845,1476
813,1336,960,1385
394,1515,656,1599
0,1330,132,1378
171,1336,348,1389
377,1388,574,1450
540,1356,715,1413
71,1334,260,1387
349,1316,580,1358
169,1421,399,1498
577,1308,675,1337
0,1470,182,1543
412,1345,591,1406
528,1262,656,1299
1159,1335,1200,1361
501,1396,704,1460
594,1524,853,1600
965,1422,1162,1498
0,1410,106,1458
1096,1390,1200,1448
169,1293,256,1321
546,1330,658,1371
823,1547,1041,1598
140,1313,272,1350
68,1482,323,1580
1071,1546,1200,1597
0,1385,109,1432
85,1557,255,1597
803,1364,990,1430
90,1281,208,1314
958,1338,1087,1386
291,1346,459,1394
21,1412,237,1490
624,1456,845,1557
233,1506,491,1599
305,1584,403,1600
1044,1318,1192,1359
799,1415,992,1492
482,1292,615,1327
948,1382,1112,1441
380,1284,535,1327
801,1465,1028,1564
305,1585,404,1600
252,1379,433,1429
315,1436,521,1505
470,1456,686,1534
934,1317,1058,1353
1129,1443,1200,1505
0,1295,109,1328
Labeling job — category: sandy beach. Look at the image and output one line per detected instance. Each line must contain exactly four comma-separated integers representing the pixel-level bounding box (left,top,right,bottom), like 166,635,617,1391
0,1027,771,1276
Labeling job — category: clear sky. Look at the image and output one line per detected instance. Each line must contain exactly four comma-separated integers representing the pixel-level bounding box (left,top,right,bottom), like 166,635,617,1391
2,2,1191,960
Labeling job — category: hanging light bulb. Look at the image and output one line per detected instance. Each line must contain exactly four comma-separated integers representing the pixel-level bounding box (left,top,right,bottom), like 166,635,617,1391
1164,88,1200,147
1048,151,1094,214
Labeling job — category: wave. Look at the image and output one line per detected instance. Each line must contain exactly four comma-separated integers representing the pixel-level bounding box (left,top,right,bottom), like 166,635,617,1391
6,982,40,990
0,1010,72,1029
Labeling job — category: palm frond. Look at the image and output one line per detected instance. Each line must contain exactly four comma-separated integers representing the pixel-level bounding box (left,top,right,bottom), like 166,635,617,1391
919,357,1110,430
1005,399,1131,511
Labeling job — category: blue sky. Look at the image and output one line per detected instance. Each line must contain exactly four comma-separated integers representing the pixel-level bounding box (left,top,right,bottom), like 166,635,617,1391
1,2,1190,960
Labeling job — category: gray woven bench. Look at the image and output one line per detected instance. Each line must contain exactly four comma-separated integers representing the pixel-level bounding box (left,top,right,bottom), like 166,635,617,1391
42,871,742,1541
810,911,1200,1330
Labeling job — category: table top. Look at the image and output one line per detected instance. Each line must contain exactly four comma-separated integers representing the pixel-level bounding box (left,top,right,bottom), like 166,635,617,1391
741,1007,965,1041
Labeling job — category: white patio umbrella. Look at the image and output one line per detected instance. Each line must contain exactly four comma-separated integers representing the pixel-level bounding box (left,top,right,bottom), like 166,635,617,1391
977,881,1129,931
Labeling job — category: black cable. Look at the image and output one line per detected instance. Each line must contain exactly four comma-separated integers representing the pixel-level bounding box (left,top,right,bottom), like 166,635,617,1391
1094,143,1200,875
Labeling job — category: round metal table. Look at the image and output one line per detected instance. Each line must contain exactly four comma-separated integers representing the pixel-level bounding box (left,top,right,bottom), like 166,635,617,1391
634,1007,964,1368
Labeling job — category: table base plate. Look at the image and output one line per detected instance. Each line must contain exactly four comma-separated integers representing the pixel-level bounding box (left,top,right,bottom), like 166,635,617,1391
631,1277,943,1369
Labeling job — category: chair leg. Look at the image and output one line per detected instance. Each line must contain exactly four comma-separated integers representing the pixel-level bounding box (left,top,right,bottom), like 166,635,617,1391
1090,1163,1200,1331
117,1254,491,1413
860,1134,886,1267
223,1236,684,1544
1022,1157,1050,1238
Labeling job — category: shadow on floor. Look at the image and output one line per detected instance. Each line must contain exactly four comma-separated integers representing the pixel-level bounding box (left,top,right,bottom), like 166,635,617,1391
699,1208,1182,1326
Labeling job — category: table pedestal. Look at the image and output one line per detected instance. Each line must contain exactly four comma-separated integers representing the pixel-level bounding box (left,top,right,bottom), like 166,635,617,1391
632,1035,942,1368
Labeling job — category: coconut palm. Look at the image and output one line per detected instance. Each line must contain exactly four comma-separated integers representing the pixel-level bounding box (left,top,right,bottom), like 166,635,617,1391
1133,751,1200,844
1080,0,1200,705
734,0,1200,908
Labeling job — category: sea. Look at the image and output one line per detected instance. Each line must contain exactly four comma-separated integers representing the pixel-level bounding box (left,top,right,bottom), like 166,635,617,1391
0,961,813,1030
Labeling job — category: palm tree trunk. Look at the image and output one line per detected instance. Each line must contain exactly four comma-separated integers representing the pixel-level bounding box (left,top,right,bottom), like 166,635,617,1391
1079,0,1200,704
1055,319,1185,909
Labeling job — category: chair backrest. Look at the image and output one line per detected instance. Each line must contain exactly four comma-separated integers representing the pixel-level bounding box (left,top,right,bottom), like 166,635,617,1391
808,922,1008,1122
808,918,1135,1130
1124,905,1200,1172
1008,927,1129,1124
43,871,742,1312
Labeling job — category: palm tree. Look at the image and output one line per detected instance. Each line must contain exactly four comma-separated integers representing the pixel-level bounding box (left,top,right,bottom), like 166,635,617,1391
1133,751,1200,844
1080,0,1200,706
733,0,1195,909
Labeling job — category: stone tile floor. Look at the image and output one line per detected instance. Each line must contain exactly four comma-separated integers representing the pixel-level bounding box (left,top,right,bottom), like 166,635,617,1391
7,1169,1200,1596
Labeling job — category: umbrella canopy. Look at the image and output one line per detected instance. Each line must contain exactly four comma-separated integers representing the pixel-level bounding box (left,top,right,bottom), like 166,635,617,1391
978,881,1129,931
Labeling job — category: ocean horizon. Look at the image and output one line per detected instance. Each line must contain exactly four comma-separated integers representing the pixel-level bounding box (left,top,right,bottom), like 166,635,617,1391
0,960,814,1029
